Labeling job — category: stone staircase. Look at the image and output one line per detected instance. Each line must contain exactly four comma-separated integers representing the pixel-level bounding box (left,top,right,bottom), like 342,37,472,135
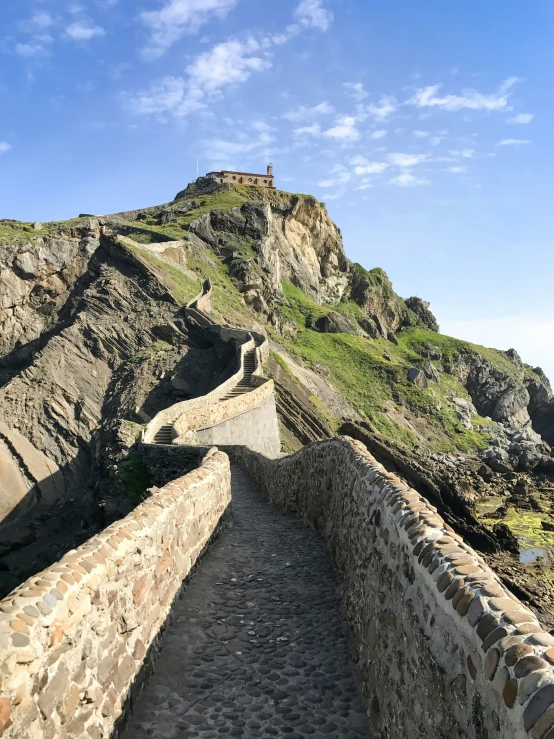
153,424,173,444
218,348,257,402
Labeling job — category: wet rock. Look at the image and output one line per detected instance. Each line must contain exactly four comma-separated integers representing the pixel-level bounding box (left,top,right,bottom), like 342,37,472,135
492,523,520,554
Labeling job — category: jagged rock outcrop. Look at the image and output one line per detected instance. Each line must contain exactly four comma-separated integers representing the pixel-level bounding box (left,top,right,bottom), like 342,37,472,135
188,194,349,312
405,296,439,332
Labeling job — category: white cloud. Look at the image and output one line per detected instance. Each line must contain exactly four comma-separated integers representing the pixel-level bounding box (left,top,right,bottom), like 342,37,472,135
0,142,12,154
407,77,519,112
390,173,429,187
66,22,105,40
449,148,475,159
351,156,388,176
283,102,333,121
496,138,531,147
199,121,274,167
388,152,427,167
508,113,533,124
446,166,467,173
16,42,46,57
125,39,270,117
370,130,387,140
366,95,398,121
140,0,238,59
124,76,187,115
294,123,321,136
441,315,554,385
186,39,269,93
318,165,351,188
294,0,333,31
343,82,368,102
324,116,360,142
413,130,430,138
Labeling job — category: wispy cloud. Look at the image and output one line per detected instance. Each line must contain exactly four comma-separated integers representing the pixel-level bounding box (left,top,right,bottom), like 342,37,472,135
407,77,519,112
366,95,398,121
413,130,430,138
388,152,427,167
370,130,387,140
351,156,388,175
323,116,359,142
66,22,105,40
200,122,274,166
343,82,368,102
318,164,351,188
446,166,467,173
508,113,533,124
140,0,238,60
496,138,531,147
294,0,333,31
283,102,333,122
0,142,12,155
293,123,321,137
125,38,270,117
390,173,429,187
449,148,475,159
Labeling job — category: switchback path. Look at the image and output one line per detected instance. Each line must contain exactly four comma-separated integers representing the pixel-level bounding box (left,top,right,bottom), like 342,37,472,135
122,466,369,739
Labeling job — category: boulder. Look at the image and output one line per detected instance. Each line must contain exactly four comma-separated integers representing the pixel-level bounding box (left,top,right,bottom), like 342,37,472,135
492,386,531,425
408,368,428,388
312,312,364,336
422,361,441,383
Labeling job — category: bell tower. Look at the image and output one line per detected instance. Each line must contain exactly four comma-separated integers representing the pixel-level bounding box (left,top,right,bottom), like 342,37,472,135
267,163,273,177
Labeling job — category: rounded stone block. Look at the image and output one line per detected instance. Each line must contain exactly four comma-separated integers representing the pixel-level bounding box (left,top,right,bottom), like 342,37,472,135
467,596,487,627
484,648,500,681
530,633,554,648
515,656,548,679
503,609,538,626
452,585,470,609
476,613,500,642
493,666,509,695
519,672,551,708
456,592,475,617
530,707,554,739
467,654,477,681
444,577,464,601
504,679,518,708
437,571,454,593
481,627,508,652
505,643,534,667
524,685,554,732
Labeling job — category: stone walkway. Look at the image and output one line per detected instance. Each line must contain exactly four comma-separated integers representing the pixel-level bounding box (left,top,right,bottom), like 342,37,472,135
122,467,369,739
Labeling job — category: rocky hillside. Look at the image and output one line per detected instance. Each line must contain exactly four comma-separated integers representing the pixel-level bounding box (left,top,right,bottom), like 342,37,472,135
1,179,554,621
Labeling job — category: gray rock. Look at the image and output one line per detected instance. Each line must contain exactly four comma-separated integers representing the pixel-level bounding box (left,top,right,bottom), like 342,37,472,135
312,312,364,336
408,368,428,388
405,296,439,332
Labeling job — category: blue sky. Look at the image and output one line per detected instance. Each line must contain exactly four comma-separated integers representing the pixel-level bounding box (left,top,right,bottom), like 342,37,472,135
2,0,553,380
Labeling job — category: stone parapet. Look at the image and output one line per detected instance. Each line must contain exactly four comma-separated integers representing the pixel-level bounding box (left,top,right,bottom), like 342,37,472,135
219,438,554,739
0,450,231,739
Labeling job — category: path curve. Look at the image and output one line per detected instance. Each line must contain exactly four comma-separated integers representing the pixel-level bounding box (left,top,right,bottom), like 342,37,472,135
121,467,369,739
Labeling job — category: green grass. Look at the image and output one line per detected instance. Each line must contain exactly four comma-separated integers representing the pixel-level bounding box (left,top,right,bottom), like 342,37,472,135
273,281,493,452
124,243,200,305
123,452,152,504
0,217,84,246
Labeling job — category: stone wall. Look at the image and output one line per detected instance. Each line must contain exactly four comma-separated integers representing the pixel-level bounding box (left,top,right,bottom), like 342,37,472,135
0,450,231,739
196,396,281,458
222,438,554,739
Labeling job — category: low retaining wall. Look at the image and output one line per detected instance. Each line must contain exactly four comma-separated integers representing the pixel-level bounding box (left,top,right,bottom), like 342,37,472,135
223,438,554,739
0,451,231,739
195,395,281,458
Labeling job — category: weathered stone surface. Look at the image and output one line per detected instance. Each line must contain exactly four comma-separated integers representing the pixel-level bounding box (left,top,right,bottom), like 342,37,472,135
484,648,500,681
505,643,534,667
515,656,548,679
525,685,554,732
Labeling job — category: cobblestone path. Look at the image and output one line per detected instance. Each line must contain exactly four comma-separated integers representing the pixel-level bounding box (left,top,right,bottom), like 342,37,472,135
122,467,369,739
